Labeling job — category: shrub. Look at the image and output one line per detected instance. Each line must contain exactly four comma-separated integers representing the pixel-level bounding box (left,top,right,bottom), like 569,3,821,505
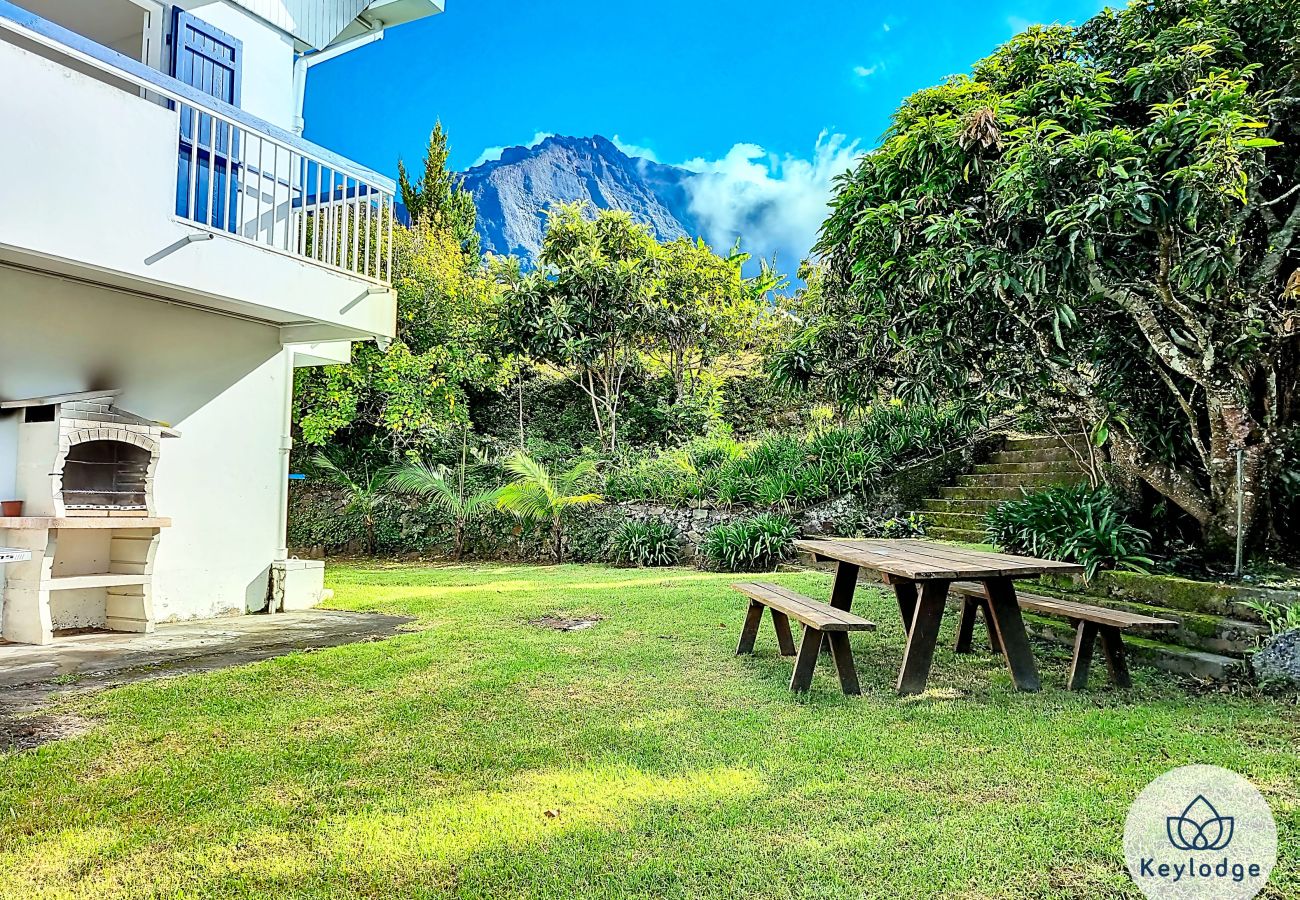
984,484,1153,580
701,514,798,572
838,510,927,539
612,519,681,567
605,403,982,510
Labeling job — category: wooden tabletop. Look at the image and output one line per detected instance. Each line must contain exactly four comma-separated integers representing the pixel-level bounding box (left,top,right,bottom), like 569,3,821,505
795,538,1085,581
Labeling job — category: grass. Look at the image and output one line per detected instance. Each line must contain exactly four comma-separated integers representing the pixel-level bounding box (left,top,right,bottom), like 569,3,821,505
1,562,1297,899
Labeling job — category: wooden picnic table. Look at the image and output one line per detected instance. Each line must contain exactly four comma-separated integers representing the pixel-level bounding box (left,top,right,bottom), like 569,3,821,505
794,538,1085,696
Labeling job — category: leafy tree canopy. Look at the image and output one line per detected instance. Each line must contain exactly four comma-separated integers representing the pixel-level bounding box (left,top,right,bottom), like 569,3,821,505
784,0,1299,552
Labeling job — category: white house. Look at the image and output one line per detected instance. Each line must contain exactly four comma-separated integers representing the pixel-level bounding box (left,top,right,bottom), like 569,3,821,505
0,0,441,644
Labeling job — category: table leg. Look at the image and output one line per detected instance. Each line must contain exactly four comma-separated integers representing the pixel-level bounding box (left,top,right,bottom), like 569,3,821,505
896,579,950,696
954,595,978,654
892,580,918,632
823,561,861,654
982,577,1042,692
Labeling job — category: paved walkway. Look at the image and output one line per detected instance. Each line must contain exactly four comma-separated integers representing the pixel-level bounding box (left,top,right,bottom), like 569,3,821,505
0,610,412,695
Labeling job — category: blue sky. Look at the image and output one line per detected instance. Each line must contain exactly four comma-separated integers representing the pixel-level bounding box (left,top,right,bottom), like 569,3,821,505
303,0,1108,266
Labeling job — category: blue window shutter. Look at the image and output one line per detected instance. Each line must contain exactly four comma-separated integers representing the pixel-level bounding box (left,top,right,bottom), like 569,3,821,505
172,10,243,231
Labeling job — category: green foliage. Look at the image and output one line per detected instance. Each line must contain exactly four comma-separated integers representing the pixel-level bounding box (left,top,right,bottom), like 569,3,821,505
612,519,682,568
700,514,799,572
387,440,502,561
296,126,505,456
837,511,928,539
308,453,393,554
1240,599,1300,637
985,484,1154,580
606,404,980,509
496,452,604,563
397,121,480,256
794,0,1300,554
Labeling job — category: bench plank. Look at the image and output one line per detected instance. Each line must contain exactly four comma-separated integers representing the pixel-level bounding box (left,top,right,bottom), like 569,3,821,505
732,582,876,632
950,581,1174,631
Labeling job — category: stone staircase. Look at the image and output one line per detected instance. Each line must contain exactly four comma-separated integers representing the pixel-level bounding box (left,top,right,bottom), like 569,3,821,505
916,434,1092,543
910,434,1256,680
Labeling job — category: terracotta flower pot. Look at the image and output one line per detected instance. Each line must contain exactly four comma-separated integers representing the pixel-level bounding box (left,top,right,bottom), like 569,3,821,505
1,500,23,517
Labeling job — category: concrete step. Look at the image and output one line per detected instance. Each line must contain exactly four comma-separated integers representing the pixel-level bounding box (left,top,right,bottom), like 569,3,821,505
940,485,1026,502
973,461,1087,476
1003,435,1089,452
1021,582,1267,657
988,448,1086,465
919,510,986,531
920,498,1001,515
956,472,1090,489
1022,614,1244,681
925,525,987,543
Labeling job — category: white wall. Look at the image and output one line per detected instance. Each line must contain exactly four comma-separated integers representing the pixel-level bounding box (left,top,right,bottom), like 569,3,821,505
0,267,291,620
178,0,297,131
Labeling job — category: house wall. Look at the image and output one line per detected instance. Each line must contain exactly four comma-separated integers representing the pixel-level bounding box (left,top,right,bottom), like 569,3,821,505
177,0,297,130
0,267,291,622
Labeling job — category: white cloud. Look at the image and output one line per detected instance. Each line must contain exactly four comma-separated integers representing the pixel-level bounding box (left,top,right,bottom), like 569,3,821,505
680,131,864,270
853,64,879,78
470,131,554,168
882,22,891,32
611,135,659,163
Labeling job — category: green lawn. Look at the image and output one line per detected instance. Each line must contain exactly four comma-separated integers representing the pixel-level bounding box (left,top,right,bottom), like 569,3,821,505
2,563,1297,899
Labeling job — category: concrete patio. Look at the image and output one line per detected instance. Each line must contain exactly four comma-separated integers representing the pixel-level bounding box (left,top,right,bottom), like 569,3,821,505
0,609,413,693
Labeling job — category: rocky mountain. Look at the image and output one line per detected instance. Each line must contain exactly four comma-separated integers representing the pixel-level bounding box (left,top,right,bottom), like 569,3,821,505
459,135,701,263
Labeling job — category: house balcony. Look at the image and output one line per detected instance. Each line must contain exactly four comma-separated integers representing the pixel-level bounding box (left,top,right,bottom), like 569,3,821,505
0,2,397,342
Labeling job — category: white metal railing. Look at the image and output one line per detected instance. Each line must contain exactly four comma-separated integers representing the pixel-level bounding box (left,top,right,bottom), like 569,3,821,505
175,101,394,283
0,1,394,285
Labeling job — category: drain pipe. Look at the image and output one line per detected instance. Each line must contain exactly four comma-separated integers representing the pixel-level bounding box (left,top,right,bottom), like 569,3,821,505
274,347,296,566
292,24,386,136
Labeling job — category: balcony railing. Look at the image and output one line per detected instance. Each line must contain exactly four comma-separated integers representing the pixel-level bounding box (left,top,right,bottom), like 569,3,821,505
0,1,395,285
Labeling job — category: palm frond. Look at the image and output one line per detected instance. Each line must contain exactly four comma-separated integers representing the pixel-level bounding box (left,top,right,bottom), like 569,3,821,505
387,461,459,512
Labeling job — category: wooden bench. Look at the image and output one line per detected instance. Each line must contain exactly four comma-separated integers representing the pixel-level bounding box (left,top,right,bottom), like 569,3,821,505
950,581,1175,690
732,582,876,694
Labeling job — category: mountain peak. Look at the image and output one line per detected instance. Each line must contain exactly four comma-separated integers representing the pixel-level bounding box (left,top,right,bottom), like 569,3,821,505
461,134,697,262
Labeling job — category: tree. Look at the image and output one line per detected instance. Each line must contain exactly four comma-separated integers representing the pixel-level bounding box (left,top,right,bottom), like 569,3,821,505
387,436,501,561
645,238,785,400
397,121,480,257
495,453,603,563
790,0,1299,555
506,204,659,453
310,453,391,554
295,221,504,455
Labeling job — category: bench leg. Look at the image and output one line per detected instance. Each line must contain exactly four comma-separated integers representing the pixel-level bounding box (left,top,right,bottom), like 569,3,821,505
1098,625,1132,688
1067,619,1098,691
770,609,796,656
897,580,949,696
790,624,823,693
736,600,764,655
827,632,861,695
983,578,1041,693
954,596,978,654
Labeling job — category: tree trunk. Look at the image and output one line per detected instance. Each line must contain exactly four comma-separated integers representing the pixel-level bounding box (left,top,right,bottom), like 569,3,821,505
1202,395,1269,560
453,522,464,562
552,516,564,564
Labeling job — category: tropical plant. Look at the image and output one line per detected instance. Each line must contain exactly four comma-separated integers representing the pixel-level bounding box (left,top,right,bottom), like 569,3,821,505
700,514,799,572
612,519,681,567
789,1,1300,557
309,453,392,554
496,452,604,563
1240,599,1300,636
387,438,501,561
984,484,1154,580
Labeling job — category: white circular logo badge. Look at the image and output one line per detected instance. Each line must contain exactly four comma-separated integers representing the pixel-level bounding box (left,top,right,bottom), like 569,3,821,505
1124,765,1277,900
